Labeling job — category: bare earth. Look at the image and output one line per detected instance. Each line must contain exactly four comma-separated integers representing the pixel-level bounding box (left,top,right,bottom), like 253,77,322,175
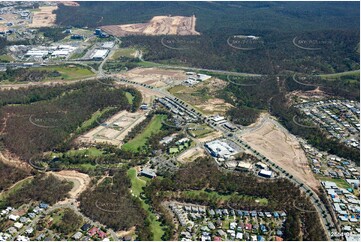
118,67,187,88
196,130,223,143
29,6,58,28
101,15,200,37
241,118,319,190
49,170,90,204
57,1,80,6
177,146,206,163
77,110,147,147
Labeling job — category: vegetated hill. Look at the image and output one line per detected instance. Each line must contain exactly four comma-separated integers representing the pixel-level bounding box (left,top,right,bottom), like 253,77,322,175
0,161,30,192
55,1,359,32
0,80,142,161
78,169,152,240
56,2,359,75
2,174,72,208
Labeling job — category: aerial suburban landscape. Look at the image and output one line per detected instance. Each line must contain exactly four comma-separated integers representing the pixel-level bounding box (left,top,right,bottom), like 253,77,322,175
0,1,359,241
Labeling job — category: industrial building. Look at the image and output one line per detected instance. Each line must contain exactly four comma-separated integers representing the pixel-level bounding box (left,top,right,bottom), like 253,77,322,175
205,140,235,159
139,168,157,179
236,161,253,171
258,169,272,178
91,49,109,60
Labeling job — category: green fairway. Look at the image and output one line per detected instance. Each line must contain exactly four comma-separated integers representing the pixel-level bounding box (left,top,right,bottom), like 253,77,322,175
34,64,95,81
122,114,167,152
125,92,134,104
127,168,165,240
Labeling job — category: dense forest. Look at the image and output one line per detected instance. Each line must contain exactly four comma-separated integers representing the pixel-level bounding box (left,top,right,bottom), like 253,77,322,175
0,80,142,160
55,2,359,32
144,158,327,241
78,170,152,240
2,174,72,208
120,30,359,74
55,2,359,74
0,161,30,192
0,67,61,83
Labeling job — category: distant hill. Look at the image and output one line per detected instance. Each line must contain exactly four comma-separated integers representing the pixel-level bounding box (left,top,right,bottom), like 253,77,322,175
55,1,360,33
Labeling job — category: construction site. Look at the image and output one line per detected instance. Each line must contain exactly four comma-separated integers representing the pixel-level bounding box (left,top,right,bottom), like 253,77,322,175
101,15,200,37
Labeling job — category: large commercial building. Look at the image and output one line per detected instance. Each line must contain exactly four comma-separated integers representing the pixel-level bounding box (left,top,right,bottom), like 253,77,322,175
205,140,235,159
91,49,109,60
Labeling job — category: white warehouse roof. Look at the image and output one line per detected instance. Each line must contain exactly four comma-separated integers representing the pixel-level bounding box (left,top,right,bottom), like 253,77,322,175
92,49,109,59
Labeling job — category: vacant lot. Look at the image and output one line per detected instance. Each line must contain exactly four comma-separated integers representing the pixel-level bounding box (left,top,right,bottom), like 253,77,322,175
35,65,95,81
77,110,147,147
101,15,200,37
169,77,232,115
29,6,58,27
110,48,137,60
122,114,167,152
241,118,319,190
119,67,186,88
177,146,206,163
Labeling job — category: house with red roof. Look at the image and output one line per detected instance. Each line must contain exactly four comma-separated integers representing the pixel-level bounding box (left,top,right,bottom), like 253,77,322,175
245,223,252,230
88,227,99,237
213,236,222,241
97,230,107,239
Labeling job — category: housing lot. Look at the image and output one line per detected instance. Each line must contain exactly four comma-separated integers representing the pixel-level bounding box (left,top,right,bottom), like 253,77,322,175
295,99,360,149
166,201,286,241
321,181,360,237
77,110,147,147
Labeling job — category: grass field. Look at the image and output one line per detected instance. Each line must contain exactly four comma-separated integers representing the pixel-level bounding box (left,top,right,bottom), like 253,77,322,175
110,48,137,60
179,189,268,206
76,107,113,132
122,114,167,152
188,124,214,138
34,64,95,81
125,91,134,104
51,147,104,159
317,176,352,189
127,168,165,240
0,54,14,62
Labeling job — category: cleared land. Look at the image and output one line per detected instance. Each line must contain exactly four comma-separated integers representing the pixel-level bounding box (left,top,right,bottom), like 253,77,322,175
169,77,233,115
29,6,58,27
110,48,138,60
240,118,319,190
122,114,167,152
77,110,147,147
101,15,200,37
119,67,186,88
177,146,206,163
